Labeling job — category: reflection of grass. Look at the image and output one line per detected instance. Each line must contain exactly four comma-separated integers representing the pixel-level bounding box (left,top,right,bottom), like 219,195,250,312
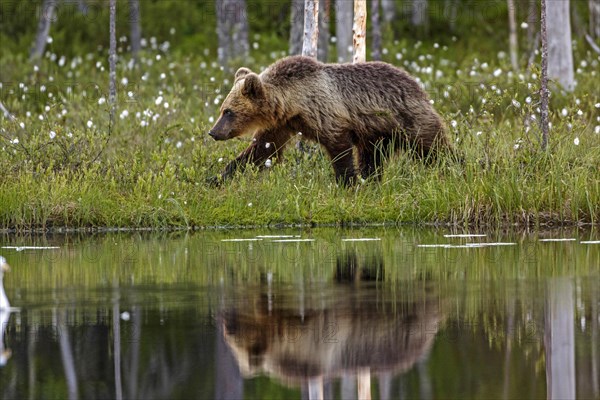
1,32,599,229
1,228,598,291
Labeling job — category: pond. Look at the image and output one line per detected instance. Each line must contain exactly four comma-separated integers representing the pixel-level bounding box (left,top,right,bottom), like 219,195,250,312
0,228,599,399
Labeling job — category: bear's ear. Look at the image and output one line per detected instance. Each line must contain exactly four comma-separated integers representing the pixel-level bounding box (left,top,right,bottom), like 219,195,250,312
234,67,252,82
242,73,265,99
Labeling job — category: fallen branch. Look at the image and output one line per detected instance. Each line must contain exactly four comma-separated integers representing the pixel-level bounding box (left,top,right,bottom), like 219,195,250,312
0,101,15,120
585,33,600,55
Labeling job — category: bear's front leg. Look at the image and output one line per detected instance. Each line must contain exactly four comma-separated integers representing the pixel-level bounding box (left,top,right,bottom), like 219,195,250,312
325,143,357,186
208,128,292,185
358,138,391,180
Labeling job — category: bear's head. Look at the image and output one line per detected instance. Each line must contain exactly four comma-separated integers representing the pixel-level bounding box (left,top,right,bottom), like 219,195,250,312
208,67,271,141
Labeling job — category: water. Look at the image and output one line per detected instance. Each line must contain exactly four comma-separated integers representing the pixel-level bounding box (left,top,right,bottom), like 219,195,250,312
0,228,599,399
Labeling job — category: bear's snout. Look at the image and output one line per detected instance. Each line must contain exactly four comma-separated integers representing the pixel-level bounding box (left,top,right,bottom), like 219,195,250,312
208,128,229,141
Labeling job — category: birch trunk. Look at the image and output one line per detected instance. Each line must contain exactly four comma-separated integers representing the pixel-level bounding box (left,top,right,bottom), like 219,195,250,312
129,0,142,61
109,0,117,128
352,0,367,63
507,0,519,71
371,0,382,60
30,0,56,60
336,0,353,62
547,0,575,90
302,0,319,58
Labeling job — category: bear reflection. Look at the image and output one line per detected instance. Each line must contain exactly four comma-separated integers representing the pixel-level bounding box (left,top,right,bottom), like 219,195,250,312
221,251,443,393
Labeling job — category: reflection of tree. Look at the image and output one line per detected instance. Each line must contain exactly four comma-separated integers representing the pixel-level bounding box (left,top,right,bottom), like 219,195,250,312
545,278,575,400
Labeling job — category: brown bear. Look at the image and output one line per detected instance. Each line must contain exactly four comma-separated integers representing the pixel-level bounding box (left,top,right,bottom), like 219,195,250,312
208,55,450,185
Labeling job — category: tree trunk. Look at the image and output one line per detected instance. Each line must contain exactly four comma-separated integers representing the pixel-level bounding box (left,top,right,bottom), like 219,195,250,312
78,0,88,14
547,0,575,90
527,0,538,61
336,0,353,62
231,0,249,57
318,0,330,62
216,0,230,66
540,0,549,151
109,0,117,129
411,0,428,27
591,0,600,38
302,0,319,58
371,0,382,60
445,0,459,31
352,0,367,63
381,0,395,24
507,0,519,71
129,0,142,61
216,0,249,68
30,0,56,60
290,0,304,55
527,0,537,44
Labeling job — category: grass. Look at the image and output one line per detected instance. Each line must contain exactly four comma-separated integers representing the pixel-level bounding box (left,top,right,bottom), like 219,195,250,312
1,8,599,231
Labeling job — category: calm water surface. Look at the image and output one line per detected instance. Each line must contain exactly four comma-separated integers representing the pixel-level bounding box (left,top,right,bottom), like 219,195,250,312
0,228,599,399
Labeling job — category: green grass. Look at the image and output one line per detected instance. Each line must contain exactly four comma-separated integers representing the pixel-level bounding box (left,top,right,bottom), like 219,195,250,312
1,8,599,230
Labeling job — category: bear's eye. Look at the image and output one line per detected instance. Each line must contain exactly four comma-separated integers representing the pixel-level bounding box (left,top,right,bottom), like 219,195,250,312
223,109,233,116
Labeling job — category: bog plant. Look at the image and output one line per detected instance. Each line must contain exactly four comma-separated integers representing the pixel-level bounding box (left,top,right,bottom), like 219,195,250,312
1,23,599,230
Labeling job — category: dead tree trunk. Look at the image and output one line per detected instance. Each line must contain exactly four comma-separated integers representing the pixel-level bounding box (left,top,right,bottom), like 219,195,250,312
547,0,575,90
540,0,549,151
336,0,353,62
31,0,56,60
290,0,304,54
371,0,382,60
109,0,117,128
352,0,367,63
302,0,319,58
129,0,141,61
507,0,519,71
318,0,330,62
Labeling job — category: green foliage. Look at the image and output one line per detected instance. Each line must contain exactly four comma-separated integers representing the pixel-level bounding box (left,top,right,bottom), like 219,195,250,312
1,2,599,230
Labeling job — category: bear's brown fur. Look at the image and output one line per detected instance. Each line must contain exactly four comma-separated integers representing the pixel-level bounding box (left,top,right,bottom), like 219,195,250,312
208,55,450,185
